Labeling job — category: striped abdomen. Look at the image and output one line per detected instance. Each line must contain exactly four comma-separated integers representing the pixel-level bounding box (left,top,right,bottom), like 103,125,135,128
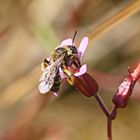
50,74,61,92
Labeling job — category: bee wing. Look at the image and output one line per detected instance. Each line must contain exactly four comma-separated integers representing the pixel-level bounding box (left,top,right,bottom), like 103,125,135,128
39,64,58,94
39,54,65,94
39,80,53,94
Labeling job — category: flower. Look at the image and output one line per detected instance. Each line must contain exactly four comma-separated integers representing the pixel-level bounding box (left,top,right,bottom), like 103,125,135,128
39,36,99,97
59,37,99,97
112,63,140,108
58,36,89,79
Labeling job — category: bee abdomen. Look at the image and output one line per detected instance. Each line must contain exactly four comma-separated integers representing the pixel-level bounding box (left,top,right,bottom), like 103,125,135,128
51,75,61,92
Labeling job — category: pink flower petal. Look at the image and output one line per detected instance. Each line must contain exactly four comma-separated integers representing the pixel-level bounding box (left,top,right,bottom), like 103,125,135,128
52,92,59,96
74,64,87,76
117,78,131,96
60,38,73,46
131,63,140,80
59,68,66,80
78,37,89,59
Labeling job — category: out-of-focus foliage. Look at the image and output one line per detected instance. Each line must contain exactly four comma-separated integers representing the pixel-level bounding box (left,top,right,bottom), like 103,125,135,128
0,0,140,140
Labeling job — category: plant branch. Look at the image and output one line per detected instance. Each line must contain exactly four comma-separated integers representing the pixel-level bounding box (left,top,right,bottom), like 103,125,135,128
94,94,117,140
88,1,140,41
94,94,110,118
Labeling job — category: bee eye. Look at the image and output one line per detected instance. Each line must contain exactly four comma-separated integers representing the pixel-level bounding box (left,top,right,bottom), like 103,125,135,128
55,47,66,54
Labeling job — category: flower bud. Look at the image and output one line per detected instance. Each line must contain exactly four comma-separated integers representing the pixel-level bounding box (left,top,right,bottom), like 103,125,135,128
112,63,140,108
112,76,137,108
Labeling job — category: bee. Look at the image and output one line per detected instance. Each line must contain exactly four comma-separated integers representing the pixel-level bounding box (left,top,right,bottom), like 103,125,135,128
39,31,81,94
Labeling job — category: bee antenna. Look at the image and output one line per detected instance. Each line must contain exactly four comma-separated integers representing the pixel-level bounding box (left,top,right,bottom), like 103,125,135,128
72,31,78,45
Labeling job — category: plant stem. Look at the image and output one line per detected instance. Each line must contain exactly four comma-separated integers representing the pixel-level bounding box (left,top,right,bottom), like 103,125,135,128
88,1,140,41
94,94,117,140
107,118,112,140
94,94,110,118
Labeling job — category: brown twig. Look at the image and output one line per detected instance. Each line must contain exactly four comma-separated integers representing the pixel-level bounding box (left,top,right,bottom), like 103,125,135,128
88,1,140,41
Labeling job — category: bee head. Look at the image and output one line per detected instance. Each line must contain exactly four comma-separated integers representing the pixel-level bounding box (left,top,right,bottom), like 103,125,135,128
66,45,78,55
63,45,80,67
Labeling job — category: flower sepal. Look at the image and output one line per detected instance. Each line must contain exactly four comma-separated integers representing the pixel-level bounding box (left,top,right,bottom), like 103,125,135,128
73,72,99,97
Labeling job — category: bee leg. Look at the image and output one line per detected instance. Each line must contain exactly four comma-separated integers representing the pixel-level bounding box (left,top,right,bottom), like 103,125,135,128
61,65,74,85
64,70,74,85
41,58,50,71
44,58,50,65
73,57,81,68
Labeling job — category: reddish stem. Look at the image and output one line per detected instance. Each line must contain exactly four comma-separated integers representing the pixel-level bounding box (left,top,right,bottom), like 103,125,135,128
107,118,112,140
94,94,110,118
94,94,117,140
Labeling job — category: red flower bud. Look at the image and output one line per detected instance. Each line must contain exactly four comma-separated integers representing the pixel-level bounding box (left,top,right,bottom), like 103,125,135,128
112,63,140,108
112,76,137,108
73,73,99,97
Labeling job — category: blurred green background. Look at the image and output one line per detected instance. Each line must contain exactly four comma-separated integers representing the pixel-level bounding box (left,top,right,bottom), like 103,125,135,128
0,0,140,140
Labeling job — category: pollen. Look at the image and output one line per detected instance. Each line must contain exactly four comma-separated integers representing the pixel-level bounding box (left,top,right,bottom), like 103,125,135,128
41,63,47,71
